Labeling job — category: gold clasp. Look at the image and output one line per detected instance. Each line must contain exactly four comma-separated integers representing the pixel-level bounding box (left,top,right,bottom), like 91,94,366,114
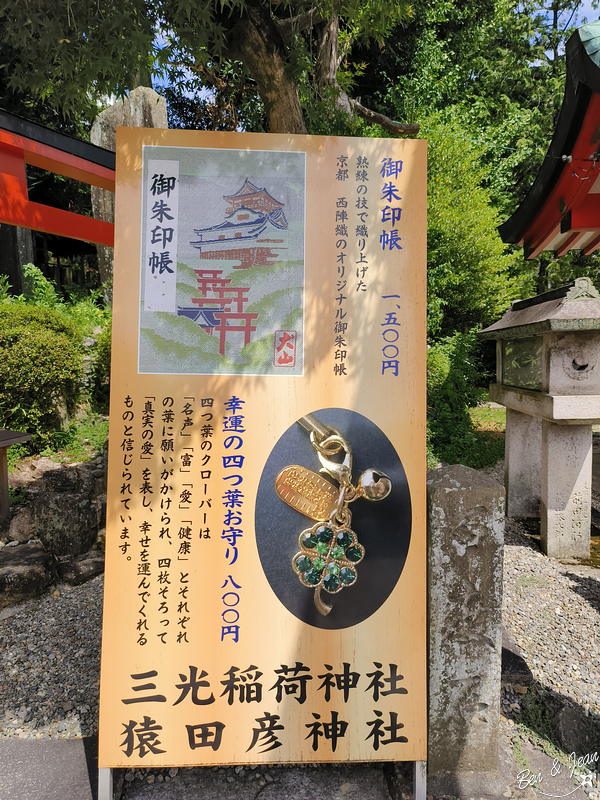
296,414,353,485
313,432,352,486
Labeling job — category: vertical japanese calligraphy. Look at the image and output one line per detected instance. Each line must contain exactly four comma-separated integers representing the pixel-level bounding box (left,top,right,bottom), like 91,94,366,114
100,129,426,769
379,158,403,253
355,154,370,294
334,155,349,377
144,160,179,312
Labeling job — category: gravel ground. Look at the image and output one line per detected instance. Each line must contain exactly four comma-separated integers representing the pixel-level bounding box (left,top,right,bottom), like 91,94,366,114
0,577,103,740
1,467,599,795
502,519,600,715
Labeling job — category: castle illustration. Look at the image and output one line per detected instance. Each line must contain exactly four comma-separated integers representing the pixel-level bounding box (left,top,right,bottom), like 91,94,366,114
175,180,291,351
189,179,287,267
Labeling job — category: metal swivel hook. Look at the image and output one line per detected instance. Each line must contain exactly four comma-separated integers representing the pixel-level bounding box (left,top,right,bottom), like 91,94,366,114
297,413,353,486
313,432,352,486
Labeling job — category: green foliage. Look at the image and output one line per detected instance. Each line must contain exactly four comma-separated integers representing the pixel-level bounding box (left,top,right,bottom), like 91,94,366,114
352,0,582,215
0,0,410,124
427,332,480,447
0,22,98,137
39,412,109,464
8,485,29,507
302,87,364,137
0,265,111,449
0,303,83,447
424,114,526,337
90,321,112,413
62,287,111,338
427,331,505,468
7,414,109,489
0,0,155,113
5,264,110,334
0,275,10,302
21,262,60,306
351,0,600,298
468,404,506,431
164,62,267,132
6,443,28,472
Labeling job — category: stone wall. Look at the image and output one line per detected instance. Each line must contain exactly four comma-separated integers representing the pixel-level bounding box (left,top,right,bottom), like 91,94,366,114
0,454,107,609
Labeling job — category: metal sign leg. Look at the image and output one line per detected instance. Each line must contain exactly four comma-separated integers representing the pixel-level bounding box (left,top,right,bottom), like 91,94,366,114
414,760,427,800
98,767,113,800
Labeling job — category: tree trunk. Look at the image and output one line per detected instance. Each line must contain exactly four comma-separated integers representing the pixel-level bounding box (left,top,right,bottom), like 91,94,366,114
227,4,306,134
0,224,30,295
536,256,549,295
315,15,351,113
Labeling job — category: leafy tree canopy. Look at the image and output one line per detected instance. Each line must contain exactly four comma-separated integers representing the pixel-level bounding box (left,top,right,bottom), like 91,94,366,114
0,0,414,134
352,0,585,214
350,0,600,296
423,111,527,337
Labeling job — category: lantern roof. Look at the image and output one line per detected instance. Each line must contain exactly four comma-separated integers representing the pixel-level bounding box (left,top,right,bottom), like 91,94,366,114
478,277,600,339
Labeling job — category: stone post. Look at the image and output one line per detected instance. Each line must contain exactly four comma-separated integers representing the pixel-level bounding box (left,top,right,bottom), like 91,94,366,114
505,408,542,517
427,464,504,796
541,421,592,558
90,87,168,295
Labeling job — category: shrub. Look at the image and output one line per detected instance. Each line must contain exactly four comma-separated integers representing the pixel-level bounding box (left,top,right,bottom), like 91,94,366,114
0,303,83,447
21,261,60,306
427,331,503,469
90,319,112,412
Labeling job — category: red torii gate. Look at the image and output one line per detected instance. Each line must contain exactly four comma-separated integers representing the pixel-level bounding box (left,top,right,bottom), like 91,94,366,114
0,108,115,246
0,111,116,524
500,21,600,258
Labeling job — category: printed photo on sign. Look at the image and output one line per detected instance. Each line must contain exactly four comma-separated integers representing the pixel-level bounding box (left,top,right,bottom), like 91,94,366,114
139,146,306,376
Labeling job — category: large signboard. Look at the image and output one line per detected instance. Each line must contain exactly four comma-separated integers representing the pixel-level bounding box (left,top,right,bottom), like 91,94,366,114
99,128,427,767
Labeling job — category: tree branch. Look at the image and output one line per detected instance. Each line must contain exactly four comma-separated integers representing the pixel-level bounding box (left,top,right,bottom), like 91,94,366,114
167,60,226,91
336,36,353,70
276,9,325,43
194,63,227,91
349,99,419,135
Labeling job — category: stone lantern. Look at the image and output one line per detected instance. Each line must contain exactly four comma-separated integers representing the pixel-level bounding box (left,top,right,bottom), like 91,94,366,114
478,277,600,559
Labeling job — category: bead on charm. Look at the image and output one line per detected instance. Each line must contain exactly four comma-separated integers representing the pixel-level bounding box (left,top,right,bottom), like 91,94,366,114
358,469,392,501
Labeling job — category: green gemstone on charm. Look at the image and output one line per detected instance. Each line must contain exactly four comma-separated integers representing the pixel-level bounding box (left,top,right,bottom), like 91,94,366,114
327,562,340,575
301,532,318,549
312,557,326,571
323,574,340,592
316,526,333,543
295,555,311,573
345,546,362,562
340,567,356,585
336,530,352,548
304,568,322,585
330,545,345,560
315,542,329,556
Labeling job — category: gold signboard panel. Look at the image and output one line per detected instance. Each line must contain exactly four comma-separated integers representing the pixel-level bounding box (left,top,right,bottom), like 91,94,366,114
99,128,427,767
